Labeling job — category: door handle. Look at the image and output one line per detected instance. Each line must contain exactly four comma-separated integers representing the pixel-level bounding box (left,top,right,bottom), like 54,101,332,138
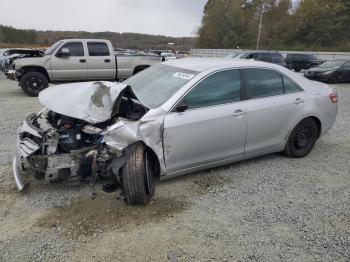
231,109,246,116
104,59,111,63
294,98,304,104
79,59,86,63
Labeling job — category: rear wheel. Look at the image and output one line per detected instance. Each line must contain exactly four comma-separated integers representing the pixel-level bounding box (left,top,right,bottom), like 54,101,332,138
284,118,318,158
20,72,48,97
294,68,301,72
121,144,155,205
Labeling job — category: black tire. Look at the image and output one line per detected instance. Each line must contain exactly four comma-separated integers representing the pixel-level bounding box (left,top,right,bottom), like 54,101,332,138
294,68,301,72
20,72,48,97
121,144,155,205
284,118,318,158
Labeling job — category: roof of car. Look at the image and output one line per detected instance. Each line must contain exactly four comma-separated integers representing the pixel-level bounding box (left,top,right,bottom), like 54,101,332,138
163,58,282,72
60,39,110,42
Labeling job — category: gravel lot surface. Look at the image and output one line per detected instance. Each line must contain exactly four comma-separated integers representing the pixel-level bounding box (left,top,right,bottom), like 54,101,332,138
0,74,349,261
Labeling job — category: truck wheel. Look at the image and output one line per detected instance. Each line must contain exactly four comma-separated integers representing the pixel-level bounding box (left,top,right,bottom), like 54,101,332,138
121,144,155,205
283,118,318,158
20,72,48,97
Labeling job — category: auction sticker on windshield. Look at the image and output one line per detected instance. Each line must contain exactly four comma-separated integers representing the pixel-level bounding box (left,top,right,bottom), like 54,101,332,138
172,72,194,80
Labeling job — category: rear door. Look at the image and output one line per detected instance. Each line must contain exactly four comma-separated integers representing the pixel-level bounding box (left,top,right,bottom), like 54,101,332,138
243,68,306,153
86,42,116,79
51,41,87,80
294,54,304,69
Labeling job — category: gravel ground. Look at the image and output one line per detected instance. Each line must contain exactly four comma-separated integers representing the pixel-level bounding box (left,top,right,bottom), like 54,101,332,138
0,74,349,261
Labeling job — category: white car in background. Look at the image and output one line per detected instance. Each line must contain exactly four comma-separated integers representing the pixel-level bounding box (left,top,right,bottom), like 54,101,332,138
161,52,176,61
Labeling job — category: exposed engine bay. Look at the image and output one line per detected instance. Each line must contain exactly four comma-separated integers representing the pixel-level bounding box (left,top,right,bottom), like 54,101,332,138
14,81,157,197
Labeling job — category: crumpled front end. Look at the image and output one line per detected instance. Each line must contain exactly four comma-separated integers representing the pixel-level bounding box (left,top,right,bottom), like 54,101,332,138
13,109,115,191
13,80,168,193
13,112,44,190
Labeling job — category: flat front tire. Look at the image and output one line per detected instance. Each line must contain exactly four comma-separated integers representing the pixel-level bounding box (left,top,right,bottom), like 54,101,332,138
20,72,48,97
284,118,318,158
121,144,155,205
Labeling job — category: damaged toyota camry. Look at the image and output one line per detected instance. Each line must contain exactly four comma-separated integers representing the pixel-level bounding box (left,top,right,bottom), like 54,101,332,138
13,59,337,205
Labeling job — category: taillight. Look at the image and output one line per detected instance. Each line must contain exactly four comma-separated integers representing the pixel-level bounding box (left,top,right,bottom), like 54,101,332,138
330,93,338,103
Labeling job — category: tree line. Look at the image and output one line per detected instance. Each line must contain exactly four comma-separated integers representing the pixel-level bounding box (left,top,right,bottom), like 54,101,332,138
197,0,350,51
0,25,196,50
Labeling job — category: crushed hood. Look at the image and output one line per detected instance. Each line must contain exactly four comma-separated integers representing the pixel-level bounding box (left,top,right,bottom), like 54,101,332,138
39,81,128,124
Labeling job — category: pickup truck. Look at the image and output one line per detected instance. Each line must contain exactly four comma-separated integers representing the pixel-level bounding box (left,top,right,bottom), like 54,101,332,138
12,39,161,96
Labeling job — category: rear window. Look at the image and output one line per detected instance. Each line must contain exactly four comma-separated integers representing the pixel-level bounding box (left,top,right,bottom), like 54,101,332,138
271,53,285,63
257,53,272,62
87,42,110,56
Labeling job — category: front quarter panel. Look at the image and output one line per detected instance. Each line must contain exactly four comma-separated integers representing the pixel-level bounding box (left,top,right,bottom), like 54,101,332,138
103,109,168,174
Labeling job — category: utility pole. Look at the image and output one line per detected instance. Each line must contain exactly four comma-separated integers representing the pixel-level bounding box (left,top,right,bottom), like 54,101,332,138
256,13,263,49
256,1,266,50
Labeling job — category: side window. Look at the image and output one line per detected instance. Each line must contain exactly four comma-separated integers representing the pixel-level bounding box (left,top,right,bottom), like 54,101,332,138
283,76,302,93
256,53,272,62
244,68,283,99
271,53,284,63
184,70,241,109
87,42,110,56
294,54,302,60
58,42,84,56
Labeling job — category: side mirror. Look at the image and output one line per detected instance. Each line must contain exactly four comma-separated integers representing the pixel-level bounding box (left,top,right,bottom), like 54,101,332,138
56,48,70,57
175,103,188,113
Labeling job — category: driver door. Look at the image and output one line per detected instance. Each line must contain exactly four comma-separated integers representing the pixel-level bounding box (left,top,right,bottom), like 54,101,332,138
163,69,248,174
51,41,87,81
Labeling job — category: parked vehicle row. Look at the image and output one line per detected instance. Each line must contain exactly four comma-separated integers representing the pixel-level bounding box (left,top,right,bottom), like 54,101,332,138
13,58,337,205
225,50,350,84
227,50,287,68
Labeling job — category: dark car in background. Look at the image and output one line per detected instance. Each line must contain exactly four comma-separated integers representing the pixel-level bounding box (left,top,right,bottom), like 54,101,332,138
285,53,323,72
304,60,350,83
227,51,287,67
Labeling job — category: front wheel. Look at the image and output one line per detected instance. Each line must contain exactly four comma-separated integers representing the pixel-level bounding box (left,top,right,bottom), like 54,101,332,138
20,72,48,97
329,73,341,84
284,118,318,158
121,144,155,205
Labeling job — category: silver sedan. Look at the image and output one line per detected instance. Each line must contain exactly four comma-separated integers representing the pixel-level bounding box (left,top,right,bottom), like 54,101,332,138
13,58,337,205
